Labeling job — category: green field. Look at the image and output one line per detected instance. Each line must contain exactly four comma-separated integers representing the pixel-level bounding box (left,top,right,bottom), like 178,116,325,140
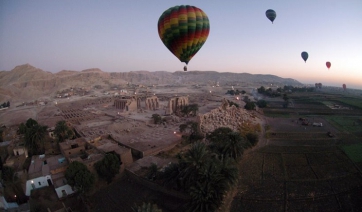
263,111,291,118
341,144,362,163
336,97,362,110
324,116,362,134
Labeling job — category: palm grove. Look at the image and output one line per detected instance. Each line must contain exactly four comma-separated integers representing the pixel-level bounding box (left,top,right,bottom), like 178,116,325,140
149,113,260,212
148,102,260,211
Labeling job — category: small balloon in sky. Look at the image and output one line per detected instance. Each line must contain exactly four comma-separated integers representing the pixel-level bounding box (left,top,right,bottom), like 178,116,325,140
301,51,309,63
326,61,331,69
265,9,277,24
158,5,210,71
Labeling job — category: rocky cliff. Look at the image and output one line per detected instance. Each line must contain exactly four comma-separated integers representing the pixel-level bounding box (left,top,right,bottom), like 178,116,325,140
0,64,303,103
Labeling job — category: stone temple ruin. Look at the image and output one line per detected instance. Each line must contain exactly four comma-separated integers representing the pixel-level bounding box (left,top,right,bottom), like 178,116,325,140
113,95,189,115
145,96,159,111
114,96,139,112
165,96,189,115
58,95,189,126
197,98,261,134
114,96,160,112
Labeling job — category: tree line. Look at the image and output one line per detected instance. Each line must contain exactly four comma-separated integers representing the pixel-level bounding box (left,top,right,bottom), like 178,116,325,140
0,101,10,108
257,85,314,97
226,89,246,95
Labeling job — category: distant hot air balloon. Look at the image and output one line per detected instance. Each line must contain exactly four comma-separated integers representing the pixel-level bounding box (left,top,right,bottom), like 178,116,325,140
326,62,331,69
301,52,309,63
343,84,346,90
265,9,276,24
158,5,210,70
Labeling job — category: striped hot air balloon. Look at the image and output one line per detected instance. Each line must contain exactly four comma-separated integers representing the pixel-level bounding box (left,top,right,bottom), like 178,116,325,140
158,5,210,66
265,9,276,24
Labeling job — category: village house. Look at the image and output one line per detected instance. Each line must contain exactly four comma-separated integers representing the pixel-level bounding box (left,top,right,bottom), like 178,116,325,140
4,141,28,179
25,154,75,199
59,137,103,173
47,127,56,139
87,136,133,172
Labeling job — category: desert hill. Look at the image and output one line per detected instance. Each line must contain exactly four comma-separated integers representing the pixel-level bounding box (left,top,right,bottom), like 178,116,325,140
0,64,302,103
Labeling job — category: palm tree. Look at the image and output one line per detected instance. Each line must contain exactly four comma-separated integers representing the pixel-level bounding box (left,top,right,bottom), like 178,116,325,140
54,120,74,142
189,160,226,212
189,104,199,116
178,142,210,189
207,127,233,143
210,131,249,160
25,123,47,154
147,163,159,181
160,141,240,212
25,118,38,128
17,123,27,134
187,157,238,212
222,132,248,159
188,121,203,141
161,163,181,189
181,105,191,117
179,122,203,141
219,156,239,188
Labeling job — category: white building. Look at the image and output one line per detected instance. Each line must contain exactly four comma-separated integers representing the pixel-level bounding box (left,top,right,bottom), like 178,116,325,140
25,154,75,198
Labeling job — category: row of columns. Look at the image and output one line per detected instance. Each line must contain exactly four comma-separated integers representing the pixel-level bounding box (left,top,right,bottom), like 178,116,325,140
114,100,129,111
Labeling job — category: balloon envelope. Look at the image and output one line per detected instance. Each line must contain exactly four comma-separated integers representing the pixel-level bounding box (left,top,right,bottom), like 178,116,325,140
158,5,210,65
265,9,276,23
326,61,331,69
301,52,309,63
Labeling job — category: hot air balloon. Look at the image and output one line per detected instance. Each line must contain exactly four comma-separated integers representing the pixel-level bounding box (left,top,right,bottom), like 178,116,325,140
158,5,210,70
343,84,346,91
301,52,308,63
326,62,331,69
265,9,276,24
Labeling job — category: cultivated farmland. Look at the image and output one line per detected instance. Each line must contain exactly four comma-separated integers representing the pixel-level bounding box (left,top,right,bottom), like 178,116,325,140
231,91,362,211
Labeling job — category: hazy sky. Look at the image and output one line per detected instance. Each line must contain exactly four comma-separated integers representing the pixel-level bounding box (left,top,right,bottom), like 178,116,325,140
1,1,362,89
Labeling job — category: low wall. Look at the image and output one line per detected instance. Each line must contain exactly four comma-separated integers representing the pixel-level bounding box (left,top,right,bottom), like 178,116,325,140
110,135,181,159
141,142,179,158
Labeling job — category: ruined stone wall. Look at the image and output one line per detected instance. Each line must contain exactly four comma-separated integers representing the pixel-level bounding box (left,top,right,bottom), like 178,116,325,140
118,148,133,167
114,99,128,111
61,146,86,161
127,99,138,112
165,96,189,115
114,96,138,112
198,102,259,134
145,96,159,111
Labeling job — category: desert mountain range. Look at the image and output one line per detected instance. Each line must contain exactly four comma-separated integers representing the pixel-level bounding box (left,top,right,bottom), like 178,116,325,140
0,64,302,103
